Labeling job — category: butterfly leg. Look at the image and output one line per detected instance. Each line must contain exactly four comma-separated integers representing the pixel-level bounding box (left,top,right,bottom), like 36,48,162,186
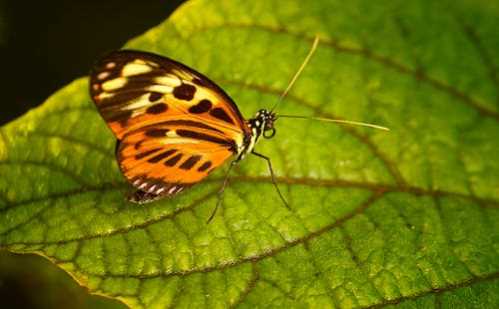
207,160,238,223
251,151,290,209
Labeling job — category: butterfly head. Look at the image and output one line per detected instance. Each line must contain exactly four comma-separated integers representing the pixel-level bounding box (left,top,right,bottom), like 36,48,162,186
252,109,277,139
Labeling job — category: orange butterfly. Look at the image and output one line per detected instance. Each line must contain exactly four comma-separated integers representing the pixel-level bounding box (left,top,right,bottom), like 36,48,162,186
89,37,388,221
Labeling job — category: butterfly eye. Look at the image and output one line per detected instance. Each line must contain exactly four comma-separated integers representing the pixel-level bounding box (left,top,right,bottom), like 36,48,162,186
263,127,276,139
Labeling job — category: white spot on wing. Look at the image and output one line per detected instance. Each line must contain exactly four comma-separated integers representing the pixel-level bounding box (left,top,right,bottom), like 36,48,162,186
102,77,127,91
157,187,166,194
166,131,178,138
97,92,115,100
97,71,110,80
155,75,181,87
122,93,151,111
106,62,116,69
168,186,177,194
122,63,153,76
146,85,173,93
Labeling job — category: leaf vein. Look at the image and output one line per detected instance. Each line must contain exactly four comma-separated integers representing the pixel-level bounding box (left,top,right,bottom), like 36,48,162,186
219,77,406,185
363,271,499,308
231,263,260,308
458,19,499,104
78,192,384,279
191,22,499,120
2,176,498,246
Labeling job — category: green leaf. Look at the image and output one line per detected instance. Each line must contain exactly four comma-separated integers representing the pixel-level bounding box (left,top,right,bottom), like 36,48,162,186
1,0,499,308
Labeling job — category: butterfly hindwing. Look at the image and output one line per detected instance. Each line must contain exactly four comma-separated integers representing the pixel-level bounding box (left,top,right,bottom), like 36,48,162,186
117,120,235,196
89,50,251,202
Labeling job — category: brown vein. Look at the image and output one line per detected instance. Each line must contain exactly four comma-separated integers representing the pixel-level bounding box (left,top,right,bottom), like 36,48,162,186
71,192,384,278
459,20,499,104
0,160,90,187
191,22,499,121
230,263,260,308
0,184,124,237
364,271,499,308
219,77,406,185
303,241,344,307
24,131,114,160
2,175,498,246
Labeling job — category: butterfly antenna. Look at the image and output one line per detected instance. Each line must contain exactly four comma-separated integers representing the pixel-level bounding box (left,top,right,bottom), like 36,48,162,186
277,115,390,131
270,36,320,112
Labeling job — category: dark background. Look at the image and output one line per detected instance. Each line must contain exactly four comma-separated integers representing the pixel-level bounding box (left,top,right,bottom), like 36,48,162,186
0,0,185,126
0,1,185,307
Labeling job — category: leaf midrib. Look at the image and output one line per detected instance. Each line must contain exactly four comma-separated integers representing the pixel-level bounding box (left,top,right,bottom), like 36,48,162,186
2,173,496,247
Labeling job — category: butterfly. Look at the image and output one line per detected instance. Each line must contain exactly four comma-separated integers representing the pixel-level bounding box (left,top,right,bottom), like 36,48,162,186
89,37,388,221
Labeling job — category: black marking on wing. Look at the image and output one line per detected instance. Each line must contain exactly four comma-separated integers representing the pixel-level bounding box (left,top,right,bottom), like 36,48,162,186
160,120,224,134
149,92,163,102
99,91,146,109
176,129,233,147
145,129,169,137
128,180,190,204
135,148,162,160
197,161,212,172
179,155,202,170
104,109,133,125
188,99,212,114
132,120,225,137
192,77,210,88
146,103,168,114
173,84,196,101
210,107,235,125
129,189,160,204
134,141,144,150
164,154,183,166
147,149,177,163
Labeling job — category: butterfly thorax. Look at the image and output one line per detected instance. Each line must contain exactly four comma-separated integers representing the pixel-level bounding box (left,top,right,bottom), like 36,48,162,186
237,109,276,161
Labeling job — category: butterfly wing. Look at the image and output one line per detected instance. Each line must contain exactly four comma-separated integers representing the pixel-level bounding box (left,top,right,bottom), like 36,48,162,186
90,50,250,140
118,122,235,203
89,50,250,202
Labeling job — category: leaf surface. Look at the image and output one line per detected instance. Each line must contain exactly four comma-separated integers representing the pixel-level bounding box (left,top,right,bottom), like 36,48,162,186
1,0,499,308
